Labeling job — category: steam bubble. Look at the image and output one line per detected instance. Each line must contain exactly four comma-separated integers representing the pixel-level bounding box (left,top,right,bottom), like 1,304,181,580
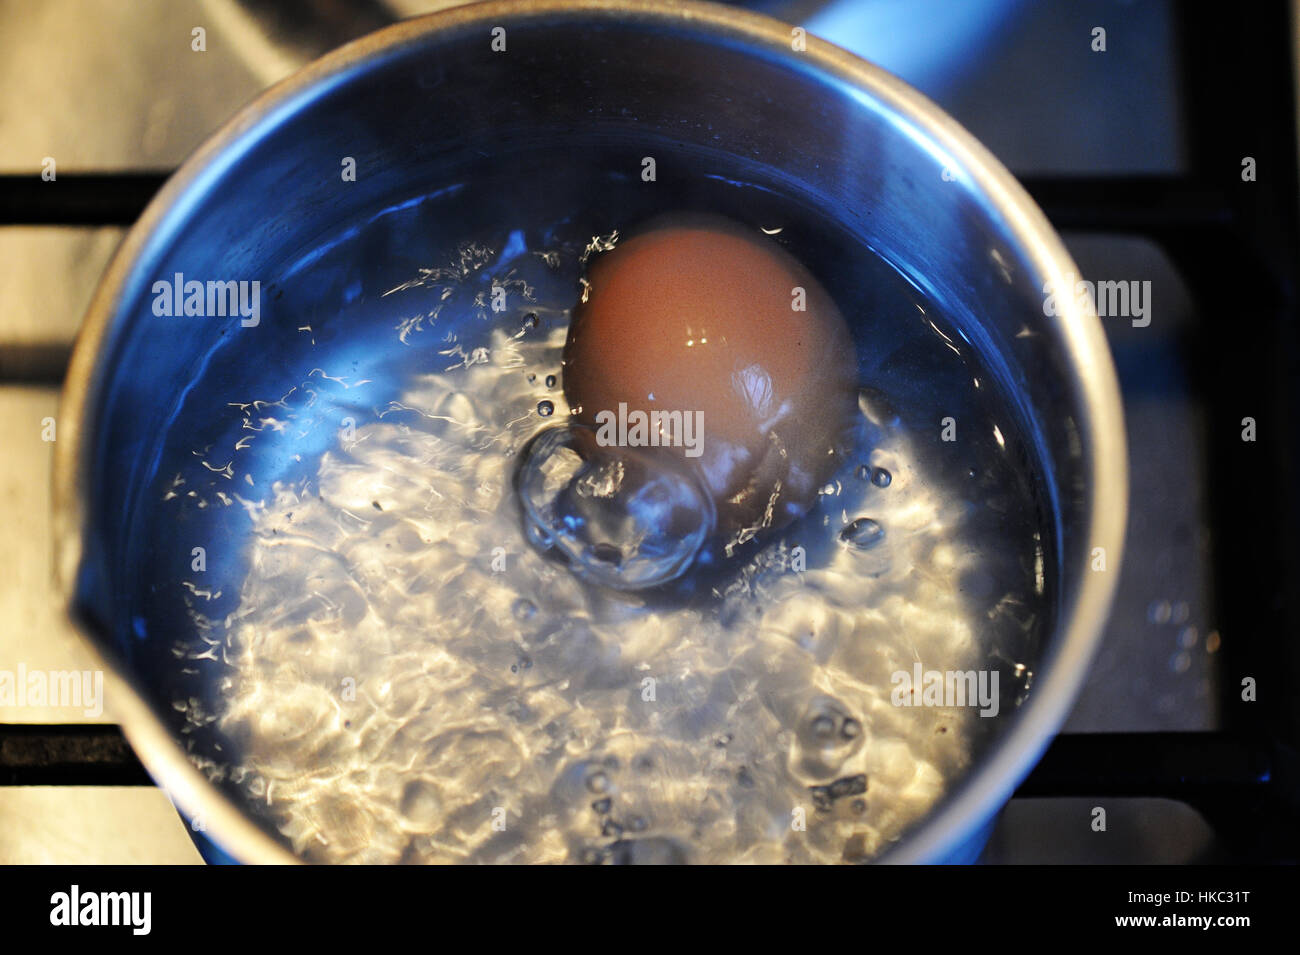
514,426,715,590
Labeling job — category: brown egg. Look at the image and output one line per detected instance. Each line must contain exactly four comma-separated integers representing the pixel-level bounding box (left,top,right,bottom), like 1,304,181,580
562,213,858,543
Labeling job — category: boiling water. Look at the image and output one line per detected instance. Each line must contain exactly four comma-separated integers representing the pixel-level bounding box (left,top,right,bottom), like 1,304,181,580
142,161,1050,863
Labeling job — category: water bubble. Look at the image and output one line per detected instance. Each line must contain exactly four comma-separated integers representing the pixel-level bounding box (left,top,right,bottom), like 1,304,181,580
855,464,871,481
537,400,555,417
545,374,557,388
523,312,539,329
511,598,537,621
589,542,622,565
839,517,884,550
870,467,892,488
399,780,443,826
514,426,715,590
591,797,612,814
791,697,864,781
586,770,610,794
810,774,867,811
527,373,536,383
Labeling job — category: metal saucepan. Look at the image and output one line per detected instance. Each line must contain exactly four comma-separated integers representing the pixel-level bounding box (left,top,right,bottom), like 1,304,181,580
54,0,1126,863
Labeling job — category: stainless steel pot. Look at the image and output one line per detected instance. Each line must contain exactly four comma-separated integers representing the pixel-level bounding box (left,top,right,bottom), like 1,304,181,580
53,0,1127,864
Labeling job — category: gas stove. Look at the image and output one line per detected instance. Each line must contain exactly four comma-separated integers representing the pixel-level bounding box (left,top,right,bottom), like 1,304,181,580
1,0,1296,865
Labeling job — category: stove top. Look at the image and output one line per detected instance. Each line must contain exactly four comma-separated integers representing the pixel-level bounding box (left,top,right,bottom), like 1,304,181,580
1,0,1296,864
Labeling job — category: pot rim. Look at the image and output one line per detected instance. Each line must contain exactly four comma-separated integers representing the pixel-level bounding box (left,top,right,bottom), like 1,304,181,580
53,0,1127,865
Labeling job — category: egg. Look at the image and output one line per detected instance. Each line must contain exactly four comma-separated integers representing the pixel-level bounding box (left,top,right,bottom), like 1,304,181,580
562,213,858,543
